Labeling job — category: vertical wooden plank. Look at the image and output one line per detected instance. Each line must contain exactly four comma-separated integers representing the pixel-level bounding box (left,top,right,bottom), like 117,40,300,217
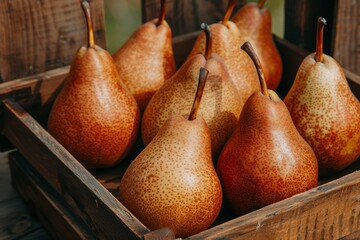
333,0,360,75
284,0,336,54
0,0,106,82
141,0,246,36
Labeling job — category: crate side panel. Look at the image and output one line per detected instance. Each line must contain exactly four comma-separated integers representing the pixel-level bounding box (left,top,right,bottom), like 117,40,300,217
1,98,149,239
0,0,105,82
9,151,95,240
188,170,360,239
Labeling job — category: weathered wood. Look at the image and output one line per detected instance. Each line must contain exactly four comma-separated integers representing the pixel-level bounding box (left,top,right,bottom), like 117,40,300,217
284,0,336,54
333,0,360,75
1,98,149,240
188,170,360,239
9,151,94,240
0,0,106,82
141,0,246,36
0,151,51,240
284,0,360,77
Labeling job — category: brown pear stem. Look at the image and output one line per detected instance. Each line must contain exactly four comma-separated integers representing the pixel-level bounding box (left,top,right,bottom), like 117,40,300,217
188,68,210,121
258,0,267,8
201,23,212,60
315,17,327,62
156,0,166,26
223,0,238,25
241,41,269,98
81,0,95,49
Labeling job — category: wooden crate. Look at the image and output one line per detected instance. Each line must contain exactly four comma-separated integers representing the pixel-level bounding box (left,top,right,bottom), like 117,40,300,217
1,1,360,239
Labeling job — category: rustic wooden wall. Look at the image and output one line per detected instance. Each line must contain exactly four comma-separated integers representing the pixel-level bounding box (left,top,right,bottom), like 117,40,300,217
0,0,106,83
333,1,360,75
284,0,360,76
141,0,246,36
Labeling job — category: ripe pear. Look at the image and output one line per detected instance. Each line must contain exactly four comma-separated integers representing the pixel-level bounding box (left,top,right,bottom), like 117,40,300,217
187,0,259,103
112,0,176,112
141,23,243,160
119,68,222,238
47,1,140,169
217,42,318,215
231,0,283,90
284,18,360,177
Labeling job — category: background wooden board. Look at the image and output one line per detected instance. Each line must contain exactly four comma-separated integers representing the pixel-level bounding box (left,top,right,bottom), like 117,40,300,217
141,0,246,36
333,0,360,76
0,0,105,83
284,0,360,77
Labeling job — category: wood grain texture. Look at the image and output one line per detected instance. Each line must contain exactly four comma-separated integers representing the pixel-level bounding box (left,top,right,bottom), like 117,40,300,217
333,0,360,75
141,0,246,36
0,0,105,82
1,98,149,240
284,0,360,77
284,0,335,55
9,151,93,240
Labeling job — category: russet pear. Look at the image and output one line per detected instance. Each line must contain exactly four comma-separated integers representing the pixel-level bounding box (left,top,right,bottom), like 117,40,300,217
217,42,318,215
187,0,259,103
112,0,176,112
284,18,360,177
47,1,140,169
141,23,243,160
120,68,222,238
231,0,283,89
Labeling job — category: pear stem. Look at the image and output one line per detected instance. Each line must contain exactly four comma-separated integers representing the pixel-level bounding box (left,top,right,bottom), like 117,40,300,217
258,0,267,8
222,0,238,25
241,41,269,99
156,0,166,26
201,23,212,60
81,0,95,49
315,17,327,62
188,68,209,121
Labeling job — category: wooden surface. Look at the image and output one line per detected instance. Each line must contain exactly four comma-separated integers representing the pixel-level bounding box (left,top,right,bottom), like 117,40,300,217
284,0,360,76
0,0,105,83
333,0,360,75
141,0,246,36
0,151,51,240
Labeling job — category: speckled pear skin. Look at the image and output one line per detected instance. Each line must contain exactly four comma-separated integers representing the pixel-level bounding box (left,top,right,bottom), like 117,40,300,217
119,115,222,238
231,3,283,90
284,53,360,177
187,21,260,103
217,91,318,215
141,54,243,160
47,46,140,169
112,18,176,112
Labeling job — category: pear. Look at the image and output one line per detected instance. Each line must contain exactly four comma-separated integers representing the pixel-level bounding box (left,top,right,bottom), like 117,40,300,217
231,0,283,90
216,42,318,215
119,68,222,238
141,23,243,160
112,0,176,112
284,18,360,177
187,0,259,103
47,1,140,169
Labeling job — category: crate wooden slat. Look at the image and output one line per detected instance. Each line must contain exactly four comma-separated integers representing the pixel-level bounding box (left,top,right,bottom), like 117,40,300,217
9,151,95,240
0,0,106,82
1,34,360,239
